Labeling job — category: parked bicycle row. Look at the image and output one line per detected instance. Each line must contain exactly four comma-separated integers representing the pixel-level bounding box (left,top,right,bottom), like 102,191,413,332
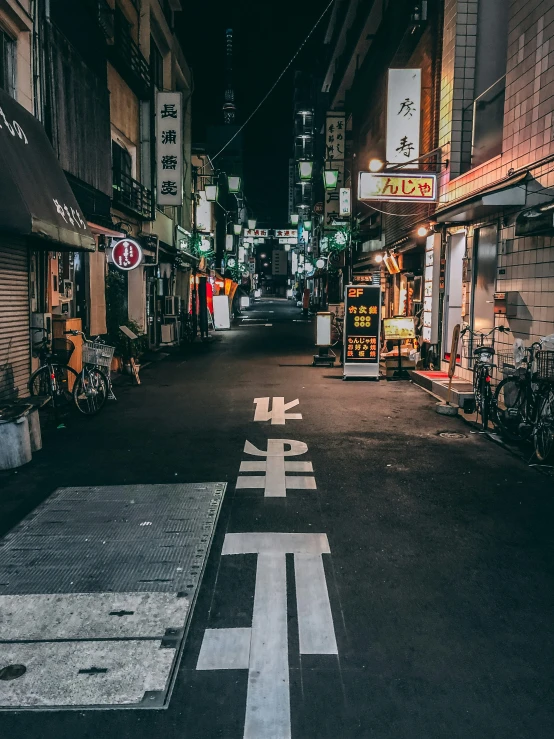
462,325,554,462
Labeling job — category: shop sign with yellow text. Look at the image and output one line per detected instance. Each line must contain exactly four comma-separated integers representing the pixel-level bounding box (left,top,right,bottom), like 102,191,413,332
358,172,437,202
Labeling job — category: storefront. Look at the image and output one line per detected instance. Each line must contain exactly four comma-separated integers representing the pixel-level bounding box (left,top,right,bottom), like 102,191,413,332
0,88,94,404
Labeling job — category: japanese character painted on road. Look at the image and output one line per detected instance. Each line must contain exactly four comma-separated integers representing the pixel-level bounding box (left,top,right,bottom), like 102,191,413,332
236,439,316,497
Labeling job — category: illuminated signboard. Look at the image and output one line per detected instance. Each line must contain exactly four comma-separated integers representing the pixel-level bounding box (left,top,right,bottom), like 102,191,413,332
274,229,298,238
383,317,416,341
111,238,143,271
386,68,421,167
358,172,437,202
245,229,269,237
343,284,381,379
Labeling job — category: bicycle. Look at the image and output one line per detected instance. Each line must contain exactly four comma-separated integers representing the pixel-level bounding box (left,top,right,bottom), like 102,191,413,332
64,330,115,416
28,329,78,411
494,342,554,460
461,324,507,431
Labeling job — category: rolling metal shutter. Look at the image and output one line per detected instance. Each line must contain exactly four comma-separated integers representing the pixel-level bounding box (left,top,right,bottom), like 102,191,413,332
0,237,30,404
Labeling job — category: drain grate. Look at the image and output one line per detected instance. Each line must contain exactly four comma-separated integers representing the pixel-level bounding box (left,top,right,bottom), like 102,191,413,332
439,431,466,439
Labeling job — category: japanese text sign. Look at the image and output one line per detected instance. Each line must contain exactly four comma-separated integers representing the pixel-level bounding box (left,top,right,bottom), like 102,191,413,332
156,91,183,206
325,113,345,231
339,188,351,216
245,229,269,237
386,69,421,167
111,238,143,271
274,229,297,238
358,172,436,202
343,285,381,378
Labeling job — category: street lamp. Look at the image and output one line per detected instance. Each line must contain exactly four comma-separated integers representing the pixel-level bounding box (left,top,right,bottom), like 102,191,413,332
298,161,313,181
233,223,242,236
303,220,312,232
248,219,257,230
205,184,219,202
290,213,299,226
227,175,241,193
316,258,325,269
323,169,339,190
417,226,429,237
369,158,384,172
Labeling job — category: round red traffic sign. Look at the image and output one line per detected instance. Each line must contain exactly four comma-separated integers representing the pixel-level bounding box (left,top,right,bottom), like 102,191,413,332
111,238,143,271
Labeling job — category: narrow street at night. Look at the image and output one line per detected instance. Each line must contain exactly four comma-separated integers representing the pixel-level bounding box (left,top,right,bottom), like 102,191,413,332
1,301,553,739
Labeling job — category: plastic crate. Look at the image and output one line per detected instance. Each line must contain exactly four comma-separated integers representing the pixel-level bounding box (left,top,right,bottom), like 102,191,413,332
82,341,115,369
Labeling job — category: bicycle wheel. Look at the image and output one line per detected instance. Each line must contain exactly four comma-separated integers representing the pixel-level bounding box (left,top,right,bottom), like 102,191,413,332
478,373,491,430
534,387,554,462
73,367,109,415
29,364,79,408
494,376,528,440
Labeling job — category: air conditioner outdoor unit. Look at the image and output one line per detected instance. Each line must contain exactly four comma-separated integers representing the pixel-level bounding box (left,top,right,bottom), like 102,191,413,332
165,296,180,315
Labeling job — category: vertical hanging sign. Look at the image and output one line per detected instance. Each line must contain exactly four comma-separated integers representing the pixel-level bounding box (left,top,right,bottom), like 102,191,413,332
386,69,421,167
156,91,183,206
325,112,345,230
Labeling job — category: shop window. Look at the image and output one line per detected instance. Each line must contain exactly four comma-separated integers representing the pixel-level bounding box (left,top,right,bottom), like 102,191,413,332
0,29,15,98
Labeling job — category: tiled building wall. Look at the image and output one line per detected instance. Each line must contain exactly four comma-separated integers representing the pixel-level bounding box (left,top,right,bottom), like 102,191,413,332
437,0,554,378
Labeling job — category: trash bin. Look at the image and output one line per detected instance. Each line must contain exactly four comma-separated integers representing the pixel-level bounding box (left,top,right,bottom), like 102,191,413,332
0,405,33,470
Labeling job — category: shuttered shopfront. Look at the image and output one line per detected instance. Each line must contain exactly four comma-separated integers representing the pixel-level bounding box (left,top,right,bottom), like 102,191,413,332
0,237,30,404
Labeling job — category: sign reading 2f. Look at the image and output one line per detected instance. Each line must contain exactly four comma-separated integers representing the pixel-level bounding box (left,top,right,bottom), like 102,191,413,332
343,284,382,379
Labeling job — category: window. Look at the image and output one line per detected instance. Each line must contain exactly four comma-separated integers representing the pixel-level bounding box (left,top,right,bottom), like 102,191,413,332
463,0,509,169
112,140,132,182
150,38,163,90
0,29,16,97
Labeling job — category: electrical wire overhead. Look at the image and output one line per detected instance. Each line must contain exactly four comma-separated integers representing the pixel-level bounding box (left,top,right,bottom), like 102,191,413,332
211,0,335,162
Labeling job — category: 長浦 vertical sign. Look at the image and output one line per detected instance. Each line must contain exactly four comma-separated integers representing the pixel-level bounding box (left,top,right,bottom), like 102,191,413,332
386,69,421,167
156,91,183,206
343,284,381,379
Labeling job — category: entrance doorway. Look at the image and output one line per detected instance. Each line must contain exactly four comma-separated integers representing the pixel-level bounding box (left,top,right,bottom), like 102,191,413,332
443,232,465,362
472,225,497,333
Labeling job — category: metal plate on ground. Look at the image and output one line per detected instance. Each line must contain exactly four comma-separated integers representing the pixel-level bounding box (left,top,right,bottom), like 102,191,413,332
0,483,226,710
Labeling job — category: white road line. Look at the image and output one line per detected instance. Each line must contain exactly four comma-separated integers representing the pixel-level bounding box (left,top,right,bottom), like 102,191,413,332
198,533,337,739
264,324,272,326
244,553,290,739
294,555,338,655
222,532,330,556
196,628,251,671
253,397,302,425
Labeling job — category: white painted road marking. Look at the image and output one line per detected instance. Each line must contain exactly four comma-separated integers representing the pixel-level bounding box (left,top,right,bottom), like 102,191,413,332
253,397,302,425
236,439,316,497
197,533,337,739
196,627,251,670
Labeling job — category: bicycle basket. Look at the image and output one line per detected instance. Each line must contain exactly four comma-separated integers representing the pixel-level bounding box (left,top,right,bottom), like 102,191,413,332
495,351,516,375
462,337,494,362
535,350,554,382
51,337,75,364
82,340,115,369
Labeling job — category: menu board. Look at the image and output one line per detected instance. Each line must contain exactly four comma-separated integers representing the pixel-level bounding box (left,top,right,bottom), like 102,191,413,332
343,285,381,379
383,317,416,340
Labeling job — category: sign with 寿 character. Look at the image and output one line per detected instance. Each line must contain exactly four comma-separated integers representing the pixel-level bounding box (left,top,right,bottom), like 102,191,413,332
155,91,183,206
343,285,381,379
386,68,421,167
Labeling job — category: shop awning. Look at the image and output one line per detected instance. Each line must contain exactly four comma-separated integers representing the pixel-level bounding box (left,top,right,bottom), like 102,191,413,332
0,89,95,251
435,171,529,224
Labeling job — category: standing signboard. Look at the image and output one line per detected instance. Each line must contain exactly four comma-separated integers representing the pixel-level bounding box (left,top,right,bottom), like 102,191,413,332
343,285,381,379
155,91,183,206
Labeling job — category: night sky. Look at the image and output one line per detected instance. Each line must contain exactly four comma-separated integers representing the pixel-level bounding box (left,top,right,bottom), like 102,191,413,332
178,0,328,226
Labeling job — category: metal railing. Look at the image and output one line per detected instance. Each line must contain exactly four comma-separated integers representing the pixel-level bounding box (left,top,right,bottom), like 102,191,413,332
112,169,154,220
108,15,150,98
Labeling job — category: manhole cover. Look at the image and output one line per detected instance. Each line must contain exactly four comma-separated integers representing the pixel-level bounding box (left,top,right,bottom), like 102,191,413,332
439,432,466,439
0,664,26,680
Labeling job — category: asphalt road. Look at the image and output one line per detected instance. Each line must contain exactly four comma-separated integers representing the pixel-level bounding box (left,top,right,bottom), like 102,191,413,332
1,298,553,739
